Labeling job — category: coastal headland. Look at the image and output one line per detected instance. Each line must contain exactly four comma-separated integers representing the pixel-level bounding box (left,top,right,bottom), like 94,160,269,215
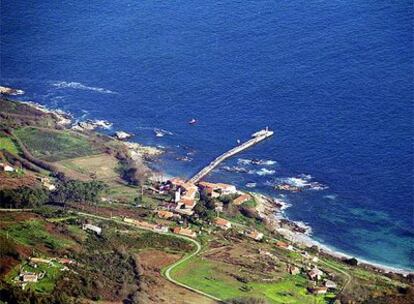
0,86,413,304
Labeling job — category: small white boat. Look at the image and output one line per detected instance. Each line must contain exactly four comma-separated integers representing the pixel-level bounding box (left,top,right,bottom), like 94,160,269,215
188,118,197,125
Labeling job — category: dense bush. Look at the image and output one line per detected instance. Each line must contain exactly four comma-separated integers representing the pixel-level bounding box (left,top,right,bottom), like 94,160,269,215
50,180,107,204
119,159,150,186
0,281,80,304
199,189,215,210
0,235,20,259
0,180,107,208
0,187,49,208
344,257,359,266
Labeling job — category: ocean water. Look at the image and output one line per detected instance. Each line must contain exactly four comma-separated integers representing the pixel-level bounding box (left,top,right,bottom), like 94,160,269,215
1,1,413,270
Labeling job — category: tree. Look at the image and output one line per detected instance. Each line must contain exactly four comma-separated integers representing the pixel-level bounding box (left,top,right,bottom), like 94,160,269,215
344,257,358,266
120,159,150,186
0,187,48,208
50,180,107,204
219,195,233,205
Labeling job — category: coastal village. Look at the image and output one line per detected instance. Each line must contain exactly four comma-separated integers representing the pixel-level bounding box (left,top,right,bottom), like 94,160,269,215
1,90,413,304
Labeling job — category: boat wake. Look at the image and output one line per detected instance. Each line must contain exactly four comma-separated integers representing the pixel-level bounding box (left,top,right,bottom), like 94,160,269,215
51,81,116,94
154,128,174,137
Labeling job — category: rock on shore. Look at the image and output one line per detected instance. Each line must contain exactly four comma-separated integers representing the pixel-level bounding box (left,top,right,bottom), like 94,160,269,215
0,86,25,96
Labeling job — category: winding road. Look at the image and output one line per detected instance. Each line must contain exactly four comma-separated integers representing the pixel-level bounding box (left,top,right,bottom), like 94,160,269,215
164,238,223,303
73,211,223,303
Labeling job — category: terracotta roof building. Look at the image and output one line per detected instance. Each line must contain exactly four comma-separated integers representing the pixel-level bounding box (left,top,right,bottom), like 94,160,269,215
157,210,175,219
246,230,264,241
198,181,237,195
233,194,252,206
173,227,197,238
214,218,232,230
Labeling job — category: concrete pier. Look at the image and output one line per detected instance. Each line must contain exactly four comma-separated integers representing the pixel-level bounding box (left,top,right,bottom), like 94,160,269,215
188,128,274,184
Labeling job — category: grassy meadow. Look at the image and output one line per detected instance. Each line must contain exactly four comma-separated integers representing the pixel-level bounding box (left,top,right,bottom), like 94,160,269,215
170,256,331,303
14,127,100,161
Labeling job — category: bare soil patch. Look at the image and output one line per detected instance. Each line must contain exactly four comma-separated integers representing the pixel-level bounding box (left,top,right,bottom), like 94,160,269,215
0,172,39,190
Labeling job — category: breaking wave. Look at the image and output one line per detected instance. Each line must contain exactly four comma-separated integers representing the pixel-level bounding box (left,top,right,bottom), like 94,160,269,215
238,158,277,166
274,197,292,211
222,166,249,174
294,221,313,235
52,81,116,94
271,174,328,191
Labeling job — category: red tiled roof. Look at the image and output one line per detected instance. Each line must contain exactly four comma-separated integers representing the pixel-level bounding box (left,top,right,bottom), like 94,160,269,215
214,218,231,226
233,194,251,205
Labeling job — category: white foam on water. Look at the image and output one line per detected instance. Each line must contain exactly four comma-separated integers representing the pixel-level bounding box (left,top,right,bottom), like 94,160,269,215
274,198,291,210
273,174,328,190
238,158,252,165
237,158,277,166
248,168,276,176
259,160,277,165
51,81,116,94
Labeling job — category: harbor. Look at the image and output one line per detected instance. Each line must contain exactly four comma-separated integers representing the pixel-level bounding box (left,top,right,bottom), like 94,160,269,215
188,128,274,184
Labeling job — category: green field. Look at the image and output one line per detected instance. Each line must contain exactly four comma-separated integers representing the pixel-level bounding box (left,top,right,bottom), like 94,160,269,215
1,219,73,250
0,136,19,154
14,127,100,161
171,256,331,303
241,199,257,208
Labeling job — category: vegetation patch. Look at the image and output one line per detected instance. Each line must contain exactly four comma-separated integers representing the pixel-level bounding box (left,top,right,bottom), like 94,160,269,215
0,136,19,154
57,154,119,181
171,255,331,303
107,229,194,254
0,219,73,250
5,260,64,294
249,276,333,304
14,127,100,161
241,199,257,208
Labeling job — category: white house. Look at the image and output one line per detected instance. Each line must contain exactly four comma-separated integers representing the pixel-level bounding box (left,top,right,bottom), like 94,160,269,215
174,188,181,203
154,225,169,233
82,224,102,235
308,267,324,281
324,280,337,289
0,163,14,172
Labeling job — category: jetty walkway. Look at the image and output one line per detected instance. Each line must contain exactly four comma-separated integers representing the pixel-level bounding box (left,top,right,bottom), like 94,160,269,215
188,128,274,184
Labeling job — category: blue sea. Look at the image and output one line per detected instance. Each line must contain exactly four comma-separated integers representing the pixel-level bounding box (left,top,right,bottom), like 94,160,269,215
1,1,413,271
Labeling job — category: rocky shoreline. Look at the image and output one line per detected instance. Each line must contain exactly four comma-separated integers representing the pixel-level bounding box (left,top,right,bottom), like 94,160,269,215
3,85,412,277
253,192,412,276
14,97,164,161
